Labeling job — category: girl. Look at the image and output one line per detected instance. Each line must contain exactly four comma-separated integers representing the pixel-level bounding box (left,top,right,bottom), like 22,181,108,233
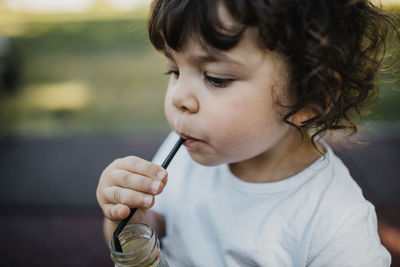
97,0,397,265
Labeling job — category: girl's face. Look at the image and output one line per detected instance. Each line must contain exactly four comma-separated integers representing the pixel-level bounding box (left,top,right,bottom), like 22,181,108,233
164,28,297,166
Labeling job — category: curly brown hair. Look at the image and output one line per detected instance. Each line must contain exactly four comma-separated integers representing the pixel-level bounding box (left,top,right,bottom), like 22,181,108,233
148,0,398,145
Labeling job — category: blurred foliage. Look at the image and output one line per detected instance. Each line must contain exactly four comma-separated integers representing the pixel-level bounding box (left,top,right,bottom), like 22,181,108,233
0,3,169,136
366,5,400,123
0,3,399,137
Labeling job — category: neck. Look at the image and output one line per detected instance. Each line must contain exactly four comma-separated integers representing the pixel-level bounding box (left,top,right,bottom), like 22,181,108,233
229,131,324,183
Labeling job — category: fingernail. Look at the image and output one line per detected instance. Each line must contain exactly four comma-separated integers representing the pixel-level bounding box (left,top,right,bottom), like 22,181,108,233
144,195,153,207
152,181,161,192
157,170,166,179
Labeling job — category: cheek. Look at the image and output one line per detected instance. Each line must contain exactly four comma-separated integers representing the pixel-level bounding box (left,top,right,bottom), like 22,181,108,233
163,88,174,125
208,95,287,153
229,92,279,130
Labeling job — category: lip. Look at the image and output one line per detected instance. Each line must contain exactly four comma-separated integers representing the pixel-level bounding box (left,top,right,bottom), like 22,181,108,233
178,132,204,149
178,133,192,140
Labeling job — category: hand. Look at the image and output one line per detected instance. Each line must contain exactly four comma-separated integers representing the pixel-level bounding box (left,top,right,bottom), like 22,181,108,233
96,156,167,221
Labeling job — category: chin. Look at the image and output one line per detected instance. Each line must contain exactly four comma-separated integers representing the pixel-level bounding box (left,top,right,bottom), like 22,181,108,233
187,150,224,167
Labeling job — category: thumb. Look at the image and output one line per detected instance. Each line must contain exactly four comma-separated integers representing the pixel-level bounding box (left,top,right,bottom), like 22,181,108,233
107,204,131,221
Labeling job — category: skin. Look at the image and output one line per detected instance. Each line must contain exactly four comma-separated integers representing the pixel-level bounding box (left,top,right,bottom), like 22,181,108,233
97,27,322,242
164,29,321,182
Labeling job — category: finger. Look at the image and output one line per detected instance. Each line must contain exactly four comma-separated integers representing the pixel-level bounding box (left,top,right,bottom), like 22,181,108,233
110,169,165,195
104,186,155,208
112,156,167,181
103,203,131,220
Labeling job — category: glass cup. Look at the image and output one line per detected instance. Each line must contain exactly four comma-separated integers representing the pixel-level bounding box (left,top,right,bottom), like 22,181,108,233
109,223,168,267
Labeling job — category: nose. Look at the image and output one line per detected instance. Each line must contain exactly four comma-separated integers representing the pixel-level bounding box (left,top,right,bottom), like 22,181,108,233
170,79,199,113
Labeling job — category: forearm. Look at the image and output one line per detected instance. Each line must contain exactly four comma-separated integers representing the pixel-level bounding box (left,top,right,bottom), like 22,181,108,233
103,209,166,243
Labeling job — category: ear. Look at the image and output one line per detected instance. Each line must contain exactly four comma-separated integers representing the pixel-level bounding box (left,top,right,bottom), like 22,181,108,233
289,105,321,127
289,88,342,127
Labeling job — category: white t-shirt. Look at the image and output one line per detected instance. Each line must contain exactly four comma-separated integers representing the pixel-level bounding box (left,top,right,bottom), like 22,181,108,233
152,132,390,267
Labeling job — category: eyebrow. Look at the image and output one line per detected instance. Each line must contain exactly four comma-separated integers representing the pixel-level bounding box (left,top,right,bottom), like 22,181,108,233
163,49,245,68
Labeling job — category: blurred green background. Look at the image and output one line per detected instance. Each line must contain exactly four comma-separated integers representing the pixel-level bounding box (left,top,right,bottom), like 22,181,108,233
0,0,399,138
0,0,170,137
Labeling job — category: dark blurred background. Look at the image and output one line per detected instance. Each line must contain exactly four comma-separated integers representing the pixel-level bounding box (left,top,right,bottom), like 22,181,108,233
0,0,399,266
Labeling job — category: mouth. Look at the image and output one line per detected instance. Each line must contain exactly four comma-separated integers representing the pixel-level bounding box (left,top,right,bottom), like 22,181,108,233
177,132,204,149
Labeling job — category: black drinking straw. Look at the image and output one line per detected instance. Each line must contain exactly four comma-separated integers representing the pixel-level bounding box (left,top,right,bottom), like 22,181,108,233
113,137,185,252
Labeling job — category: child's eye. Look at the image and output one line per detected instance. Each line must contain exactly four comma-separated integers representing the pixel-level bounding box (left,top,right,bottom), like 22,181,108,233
164,70,179,78
205,75,233,88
